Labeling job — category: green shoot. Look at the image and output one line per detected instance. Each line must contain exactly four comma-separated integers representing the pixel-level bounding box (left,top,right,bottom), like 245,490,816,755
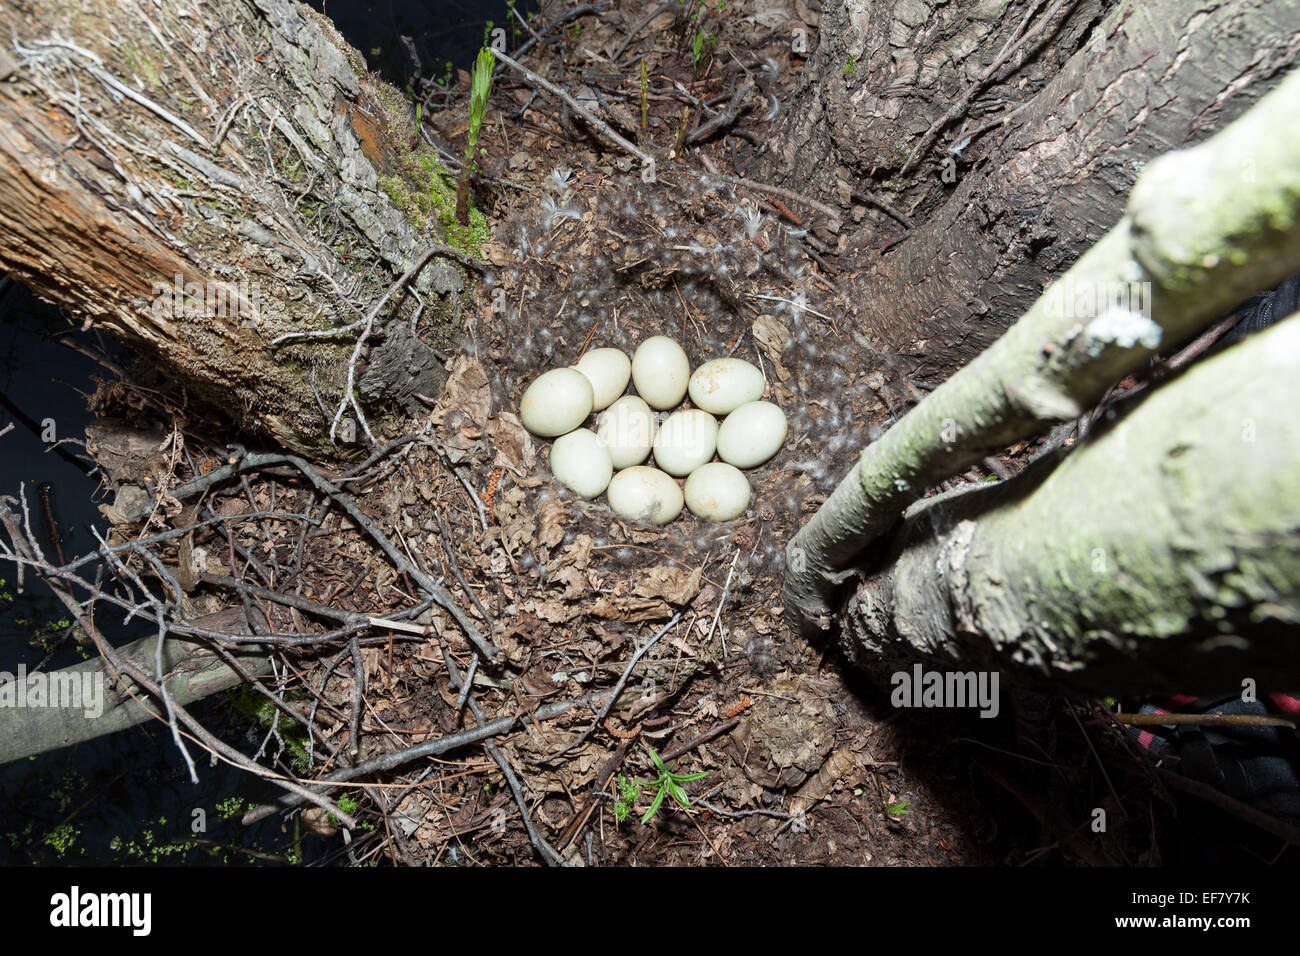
455,46,495,226
640,59,649,135
886,800,911,817
507,0,521,44
692,29,715,76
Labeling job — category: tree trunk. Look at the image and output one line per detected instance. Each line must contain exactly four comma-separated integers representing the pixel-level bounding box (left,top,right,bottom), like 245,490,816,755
840,311,1300,696
0,0,477,454
761,0,1297,380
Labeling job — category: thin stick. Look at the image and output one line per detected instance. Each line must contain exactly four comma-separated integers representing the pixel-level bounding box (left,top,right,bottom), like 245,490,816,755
514,1,611,59
659,717,741,762
702,171,841,221
455,652,478,713
745,292,838,324
0,506,357,828
1114,712,1296,729
611,1,674,63
1157,767,1300,847
850,189,913,229
489,49,652,166
171,452,500,661
242,690,608,823
685,81,753,146
899,0,1080,175
440,642,565,866
705,551,739,656
549,612,683,758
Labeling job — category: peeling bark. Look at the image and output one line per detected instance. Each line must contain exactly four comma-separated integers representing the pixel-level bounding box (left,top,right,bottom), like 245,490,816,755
0,0,470,453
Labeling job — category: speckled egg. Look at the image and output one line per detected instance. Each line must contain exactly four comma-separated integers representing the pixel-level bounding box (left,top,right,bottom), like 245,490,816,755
688,358,764,415
596,395,657,469
574,347,631,411
684,462,751,521
549,428,613,499
653,409,718,477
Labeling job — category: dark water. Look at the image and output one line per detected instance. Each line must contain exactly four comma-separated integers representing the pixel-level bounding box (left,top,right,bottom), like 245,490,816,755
308,0,538,90
0,0,514,866
0,286,319,865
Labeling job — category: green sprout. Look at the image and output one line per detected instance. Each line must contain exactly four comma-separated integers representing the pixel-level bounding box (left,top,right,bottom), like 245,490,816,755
640,59,649,135
886,800,911,817
454,46,495,226
843,55,858,78
507,0,521,44
692,29,716,75
617,749,708,825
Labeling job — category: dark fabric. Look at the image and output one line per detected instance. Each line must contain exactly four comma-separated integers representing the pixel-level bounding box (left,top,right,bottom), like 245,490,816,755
1222,273,1300,343
1131,694,1300,823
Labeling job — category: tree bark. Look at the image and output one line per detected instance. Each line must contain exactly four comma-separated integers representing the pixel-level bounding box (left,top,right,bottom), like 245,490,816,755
0,0,475,453
762,0,1298,380
839,311,1300,696
783,64,1300,637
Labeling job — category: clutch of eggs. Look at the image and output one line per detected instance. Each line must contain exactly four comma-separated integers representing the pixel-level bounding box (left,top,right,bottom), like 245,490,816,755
518,337,787,525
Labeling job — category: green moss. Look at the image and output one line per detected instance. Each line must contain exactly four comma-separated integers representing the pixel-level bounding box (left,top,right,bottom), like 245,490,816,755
121,46,163,91
227,685,312,773
379,147,489,257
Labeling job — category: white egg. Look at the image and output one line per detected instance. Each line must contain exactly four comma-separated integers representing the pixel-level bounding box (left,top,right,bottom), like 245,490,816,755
574,347,631,410
596,395,657,469
631,336,691,409
716,401,787,469
549,428,613,498
688,358,764,415
606,466,684,525
684,462,751,521
520,368,593,437
653,409,718,477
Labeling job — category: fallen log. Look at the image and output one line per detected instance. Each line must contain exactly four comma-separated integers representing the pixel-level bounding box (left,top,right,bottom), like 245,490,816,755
0,607,269,765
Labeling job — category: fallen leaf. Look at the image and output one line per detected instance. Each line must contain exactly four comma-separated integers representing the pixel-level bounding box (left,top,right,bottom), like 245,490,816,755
487,411,535,476
631,564,701,604
435,354,493,429
536,497,570,549
752,313,793,381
